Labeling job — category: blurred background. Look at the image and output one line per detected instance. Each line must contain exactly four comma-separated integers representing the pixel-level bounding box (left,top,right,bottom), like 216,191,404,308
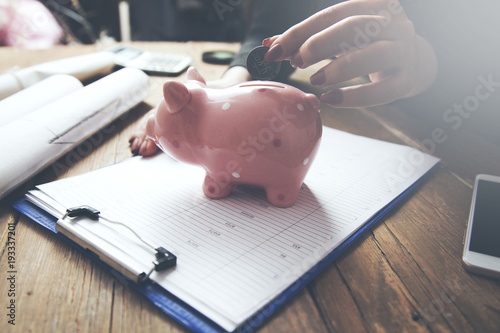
0,0,250,48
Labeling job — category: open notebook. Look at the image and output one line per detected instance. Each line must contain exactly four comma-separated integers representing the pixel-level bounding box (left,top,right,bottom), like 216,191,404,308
15,126,439,332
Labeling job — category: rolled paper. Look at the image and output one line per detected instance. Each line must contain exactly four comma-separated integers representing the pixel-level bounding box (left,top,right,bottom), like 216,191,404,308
0,74,83,125
0,51,115,100
0,67,149,199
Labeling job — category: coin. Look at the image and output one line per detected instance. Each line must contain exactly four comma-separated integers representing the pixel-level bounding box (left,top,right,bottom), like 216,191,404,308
246,46,281,80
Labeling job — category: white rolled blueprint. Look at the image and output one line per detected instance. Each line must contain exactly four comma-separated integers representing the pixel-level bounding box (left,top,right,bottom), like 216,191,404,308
0,51,115,100
0,74,83,125
0,67,149,199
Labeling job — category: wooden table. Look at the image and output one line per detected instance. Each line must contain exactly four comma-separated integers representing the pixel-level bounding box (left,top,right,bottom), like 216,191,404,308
1,42,499,333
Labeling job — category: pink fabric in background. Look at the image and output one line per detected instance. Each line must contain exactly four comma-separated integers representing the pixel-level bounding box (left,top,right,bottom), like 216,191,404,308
0,0,63,48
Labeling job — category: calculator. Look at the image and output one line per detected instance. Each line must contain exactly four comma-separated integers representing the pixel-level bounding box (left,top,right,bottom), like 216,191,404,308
110,46,192,76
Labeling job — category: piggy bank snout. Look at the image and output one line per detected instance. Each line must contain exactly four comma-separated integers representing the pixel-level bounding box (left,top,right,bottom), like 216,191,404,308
305,93,321,112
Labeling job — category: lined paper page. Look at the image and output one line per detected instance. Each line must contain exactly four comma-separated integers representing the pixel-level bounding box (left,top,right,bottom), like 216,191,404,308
34,127,439,331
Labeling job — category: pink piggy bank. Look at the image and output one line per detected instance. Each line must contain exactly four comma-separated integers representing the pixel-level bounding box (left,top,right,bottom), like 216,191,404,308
146,67,322,207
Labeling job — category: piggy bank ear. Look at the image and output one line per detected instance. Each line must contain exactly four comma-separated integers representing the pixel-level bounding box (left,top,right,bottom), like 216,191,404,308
187,67,206,85
163,80,191,113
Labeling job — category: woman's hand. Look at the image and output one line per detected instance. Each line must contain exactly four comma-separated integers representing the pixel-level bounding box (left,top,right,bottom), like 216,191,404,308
263,0,437,108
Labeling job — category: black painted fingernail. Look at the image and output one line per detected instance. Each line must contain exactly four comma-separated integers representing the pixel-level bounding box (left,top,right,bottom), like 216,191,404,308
310,70,326,86
290,52,303,68
321,90,343,105
265,43,283,63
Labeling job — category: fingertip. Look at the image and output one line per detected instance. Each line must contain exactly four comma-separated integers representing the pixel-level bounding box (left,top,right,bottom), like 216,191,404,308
264,43,283,63
130,137,142,155
310,69,326,86
321,90,343,105
139,139,158,157
262,38,271,47
263,35,280,47
290,52,304,68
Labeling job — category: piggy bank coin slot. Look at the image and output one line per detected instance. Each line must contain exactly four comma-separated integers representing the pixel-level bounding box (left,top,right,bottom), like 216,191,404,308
240,83,286,89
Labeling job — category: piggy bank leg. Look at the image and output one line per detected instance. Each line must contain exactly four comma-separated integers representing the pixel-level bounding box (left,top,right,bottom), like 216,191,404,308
265,183,303,208
203,174,234,199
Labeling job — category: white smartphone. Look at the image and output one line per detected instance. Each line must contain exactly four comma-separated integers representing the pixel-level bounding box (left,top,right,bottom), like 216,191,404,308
109,46,191,76
462,174,500,278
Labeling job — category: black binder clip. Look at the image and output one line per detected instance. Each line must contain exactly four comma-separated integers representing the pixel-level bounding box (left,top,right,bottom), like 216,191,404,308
62,206,177,284
138,247,177,283
154,247,177,270
63,205,100,220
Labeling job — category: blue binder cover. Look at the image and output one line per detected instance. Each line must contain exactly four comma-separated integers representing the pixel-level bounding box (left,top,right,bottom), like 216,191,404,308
12,168,435,333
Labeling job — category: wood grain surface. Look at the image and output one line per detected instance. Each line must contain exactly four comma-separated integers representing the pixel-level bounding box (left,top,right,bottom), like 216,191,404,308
0,42,499,333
